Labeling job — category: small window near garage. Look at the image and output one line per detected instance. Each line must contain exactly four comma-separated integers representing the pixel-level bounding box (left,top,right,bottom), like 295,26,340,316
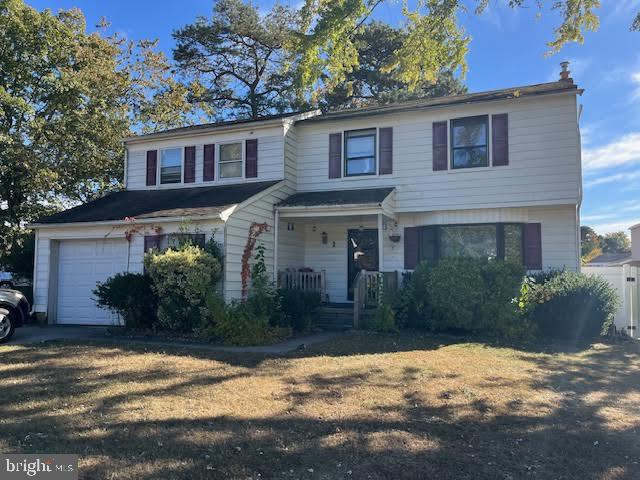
219,143,243,179
160,148,183,184
451,115,489,169
345,129,376,176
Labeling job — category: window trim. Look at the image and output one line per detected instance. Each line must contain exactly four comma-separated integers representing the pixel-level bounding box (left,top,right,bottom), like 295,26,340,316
344,128,378,177
418,222,525,265
158,147,185,185
450,115,490,170
217,140,245,181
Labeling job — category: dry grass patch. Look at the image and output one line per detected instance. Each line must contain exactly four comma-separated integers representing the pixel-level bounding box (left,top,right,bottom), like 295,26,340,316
0,333,639,479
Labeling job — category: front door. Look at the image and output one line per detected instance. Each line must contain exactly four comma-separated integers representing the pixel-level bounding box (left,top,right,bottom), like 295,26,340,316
347,229,379,301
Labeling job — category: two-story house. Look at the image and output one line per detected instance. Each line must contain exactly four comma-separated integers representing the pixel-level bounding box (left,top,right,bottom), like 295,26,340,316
30,71,583,325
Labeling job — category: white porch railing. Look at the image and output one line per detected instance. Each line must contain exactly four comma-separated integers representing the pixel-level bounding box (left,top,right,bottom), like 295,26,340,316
353,271,398,328
278,270,327,302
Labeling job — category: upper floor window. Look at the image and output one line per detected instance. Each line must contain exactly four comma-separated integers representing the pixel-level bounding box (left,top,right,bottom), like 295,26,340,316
160,148,182,184
345,129,376,176
451,115,488,169
219,142,242,179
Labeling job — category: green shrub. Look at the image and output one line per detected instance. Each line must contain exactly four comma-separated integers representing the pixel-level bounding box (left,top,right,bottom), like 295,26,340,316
277,289,321,332
364,299,399,333
523,271,619,341
144,246,222,332
93,273,158,330
201,294,287,346
400,258,528,338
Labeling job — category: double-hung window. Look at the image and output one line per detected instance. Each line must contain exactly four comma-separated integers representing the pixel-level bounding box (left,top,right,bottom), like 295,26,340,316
219,143,243,179
418,223,524,264
345,129,376,176
451,115,489,169
160,148,182,184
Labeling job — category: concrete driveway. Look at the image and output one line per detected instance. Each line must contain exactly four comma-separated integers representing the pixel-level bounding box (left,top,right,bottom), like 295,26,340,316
8,325,107,345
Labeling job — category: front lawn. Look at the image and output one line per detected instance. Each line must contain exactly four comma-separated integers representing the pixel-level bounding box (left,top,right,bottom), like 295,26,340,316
1,333,639,479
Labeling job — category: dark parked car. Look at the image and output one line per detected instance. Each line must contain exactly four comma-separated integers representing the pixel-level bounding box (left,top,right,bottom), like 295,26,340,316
0,288,31,343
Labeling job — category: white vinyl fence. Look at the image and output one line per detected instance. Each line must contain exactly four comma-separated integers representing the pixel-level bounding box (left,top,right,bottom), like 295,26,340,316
582,265,639,338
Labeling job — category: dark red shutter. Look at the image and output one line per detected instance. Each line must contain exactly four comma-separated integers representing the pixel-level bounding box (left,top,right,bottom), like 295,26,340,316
404,227,419,269
184,146,196,183
492,114,509,166
144,235,162,252
203,144,215,181
524,223,542,270
432,121,448,171
146,150,157,186
379,127,393,175
193,233,206,247
329,133,342,179
245,139,258,178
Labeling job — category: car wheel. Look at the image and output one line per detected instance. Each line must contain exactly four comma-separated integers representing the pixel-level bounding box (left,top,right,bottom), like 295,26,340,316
0,308,15,344
0,281,13,289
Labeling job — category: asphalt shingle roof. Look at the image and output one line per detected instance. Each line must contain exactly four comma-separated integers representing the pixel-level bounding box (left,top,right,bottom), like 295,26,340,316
278,187,394,208
35,180,281,224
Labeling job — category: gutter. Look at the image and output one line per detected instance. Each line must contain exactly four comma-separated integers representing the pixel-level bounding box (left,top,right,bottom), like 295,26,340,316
124,110,321,145
28,212,228,230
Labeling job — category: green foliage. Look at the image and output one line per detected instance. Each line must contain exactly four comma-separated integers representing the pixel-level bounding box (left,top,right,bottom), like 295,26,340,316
201,294,285,346
144,246,222,332
321,22,466,110
521,271,619,341
581,225,601,258
0,228,34,281
296,0,607,99
601,231,631,254
365,298,399,333
93,273,158,330
173,0,302,119
397,258,528,338
245,244,281,322
0,0,201,264
277,289,321,332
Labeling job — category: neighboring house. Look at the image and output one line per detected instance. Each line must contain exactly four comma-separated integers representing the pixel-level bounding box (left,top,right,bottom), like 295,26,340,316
584,225,640,338
30,70,583,325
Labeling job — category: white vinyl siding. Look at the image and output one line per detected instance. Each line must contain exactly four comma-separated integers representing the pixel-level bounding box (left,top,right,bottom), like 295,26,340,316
223,182,292,301
126,126,285,190
294,94,581,212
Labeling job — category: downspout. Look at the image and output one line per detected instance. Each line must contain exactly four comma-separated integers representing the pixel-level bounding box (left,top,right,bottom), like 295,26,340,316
274,209,279,282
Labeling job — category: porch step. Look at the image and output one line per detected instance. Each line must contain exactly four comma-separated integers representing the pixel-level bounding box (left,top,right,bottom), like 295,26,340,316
317,306,354,331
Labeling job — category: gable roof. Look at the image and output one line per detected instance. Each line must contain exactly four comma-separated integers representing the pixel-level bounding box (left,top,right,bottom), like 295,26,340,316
586,252,634,267
301,81,581,123
124,111,321,145
33,180,281,225
278,187,394,208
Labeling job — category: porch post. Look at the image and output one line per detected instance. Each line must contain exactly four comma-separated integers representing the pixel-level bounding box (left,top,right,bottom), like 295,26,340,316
274,209,279,283
378,213,384,271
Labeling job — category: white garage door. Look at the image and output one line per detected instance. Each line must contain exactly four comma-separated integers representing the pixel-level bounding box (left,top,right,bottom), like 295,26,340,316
56,238,129,325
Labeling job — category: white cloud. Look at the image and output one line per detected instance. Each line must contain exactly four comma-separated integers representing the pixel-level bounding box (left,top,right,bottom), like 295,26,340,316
588,220,637,235
632,71,640,102
584,169,640,188
582,132,640,172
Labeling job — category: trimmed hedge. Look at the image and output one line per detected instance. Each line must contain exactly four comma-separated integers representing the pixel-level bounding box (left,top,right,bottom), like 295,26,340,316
521,271,619,341
94,272,158,330
394,258,529,338
144,246,222,332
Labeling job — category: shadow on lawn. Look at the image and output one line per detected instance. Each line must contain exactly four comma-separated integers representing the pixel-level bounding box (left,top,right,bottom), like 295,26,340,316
0,338,639,479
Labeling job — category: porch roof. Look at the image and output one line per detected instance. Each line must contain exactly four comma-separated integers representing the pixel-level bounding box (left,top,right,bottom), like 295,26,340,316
276,187,395,218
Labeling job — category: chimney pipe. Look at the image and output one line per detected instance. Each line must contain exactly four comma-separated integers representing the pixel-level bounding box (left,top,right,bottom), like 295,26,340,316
560,61,573,83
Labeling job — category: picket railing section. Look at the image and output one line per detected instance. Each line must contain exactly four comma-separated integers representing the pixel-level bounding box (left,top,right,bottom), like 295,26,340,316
277,270,327,302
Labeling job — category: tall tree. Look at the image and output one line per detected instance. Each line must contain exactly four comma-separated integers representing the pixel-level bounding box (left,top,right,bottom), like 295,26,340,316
0,0,200,273
321,22,466,110
602,231,631,254
173,0,301,120
295,0,611,98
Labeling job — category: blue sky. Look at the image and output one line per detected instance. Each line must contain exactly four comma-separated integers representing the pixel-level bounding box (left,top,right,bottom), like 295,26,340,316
28,0,640,234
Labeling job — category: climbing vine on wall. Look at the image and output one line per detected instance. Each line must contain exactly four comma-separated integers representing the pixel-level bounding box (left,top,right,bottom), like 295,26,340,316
241,222,270,300
122,217,163,242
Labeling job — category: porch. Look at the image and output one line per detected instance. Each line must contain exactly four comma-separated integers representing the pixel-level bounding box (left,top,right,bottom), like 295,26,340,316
273,187,400,327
